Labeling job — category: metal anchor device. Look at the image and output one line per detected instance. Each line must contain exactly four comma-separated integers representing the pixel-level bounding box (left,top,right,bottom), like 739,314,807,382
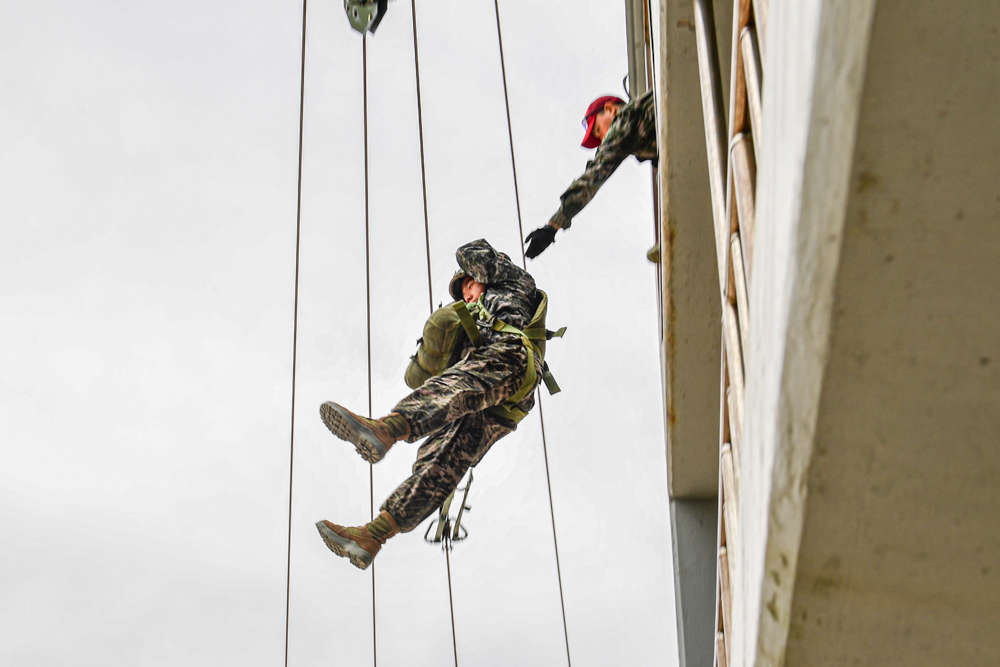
424,469,474,550
344,0,389,34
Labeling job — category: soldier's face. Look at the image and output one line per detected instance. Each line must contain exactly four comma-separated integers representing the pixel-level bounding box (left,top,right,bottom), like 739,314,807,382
462,277,485,303
592,102,621,143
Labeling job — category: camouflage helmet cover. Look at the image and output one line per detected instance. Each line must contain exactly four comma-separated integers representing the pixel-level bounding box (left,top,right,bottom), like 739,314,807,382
448,270,468,302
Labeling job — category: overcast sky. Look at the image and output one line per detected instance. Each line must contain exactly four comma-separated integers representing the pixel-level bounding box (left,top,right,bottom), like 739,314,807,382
1,1,676,665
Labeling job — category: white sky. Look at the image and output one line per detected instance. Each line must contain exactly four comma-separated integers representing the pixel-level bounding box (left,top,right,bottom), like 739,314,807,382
1,1,676,665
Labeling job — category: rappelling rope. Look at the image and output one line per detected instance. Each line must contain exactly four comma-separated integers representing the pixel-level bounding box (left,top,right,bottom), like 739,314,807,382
492,3,572,664
284,1,309,666
362,32,379,667
411,0,435,313
409,2,458,664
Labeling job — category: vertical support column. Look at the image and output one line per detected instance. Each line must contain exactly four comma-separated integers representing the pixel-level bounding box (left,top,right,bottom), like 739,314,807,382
671,499,719,667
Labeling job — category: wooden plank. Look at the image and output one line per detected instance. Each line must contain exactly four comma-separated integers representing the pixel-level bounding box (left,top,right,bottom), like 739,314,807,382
731,233,750,352
737,0,752,34
721,350,731,450
723,163,737,303
723,302,745,433
719,465,728,548
726,387,742,492
721,488,737,574
727,0,751,137
722,443,739,531
717,631,729,667
693,0,730,293
719,545,734,660
717,556,726,631
752,0,768,61
722,0,751,302
741,26,764,146
731,133,757,280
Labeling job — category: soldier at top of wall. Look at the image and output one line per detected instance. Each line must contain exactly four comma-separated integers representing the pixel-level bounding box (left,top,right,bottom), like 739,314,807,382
524,90,657,259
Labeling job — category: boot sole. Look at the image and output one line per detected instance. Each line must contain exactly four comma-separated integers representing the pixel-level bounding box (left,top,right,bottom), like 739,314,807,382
315,522,375,570
319,402,388,464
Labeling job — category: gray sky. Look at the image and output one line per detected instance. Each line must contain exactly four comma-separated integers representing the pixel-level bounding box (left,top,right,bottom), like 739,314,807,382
1,1,676,665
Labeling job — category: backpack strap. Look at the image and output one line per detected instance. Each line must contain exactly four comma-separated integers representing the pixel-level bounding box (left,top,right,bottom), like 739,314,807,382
486,318,567,423
522,326,556,341
466,296,565,424
452,301,484,347
541,361,561,395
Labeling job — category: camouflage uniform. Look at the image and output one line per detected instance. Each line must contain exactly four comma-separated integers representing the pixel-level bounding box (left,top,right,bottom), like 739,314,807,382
383,239,542,533
549,90,658,230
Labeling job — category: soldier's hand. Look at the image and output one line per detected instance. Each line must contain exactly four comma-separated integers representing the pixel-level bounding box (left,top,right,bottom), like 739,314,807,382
525,224,557,259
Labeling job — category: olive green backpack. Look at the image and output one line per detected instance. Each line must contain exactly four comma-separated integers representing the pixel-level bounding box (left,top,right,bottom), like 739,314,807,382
404,301,478,390
404,292,565,423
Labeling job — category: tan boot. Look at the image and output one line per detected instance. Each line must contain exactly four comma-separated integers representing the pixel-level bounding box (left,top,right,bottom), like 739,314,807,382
319,402,409,463
315,511,399,570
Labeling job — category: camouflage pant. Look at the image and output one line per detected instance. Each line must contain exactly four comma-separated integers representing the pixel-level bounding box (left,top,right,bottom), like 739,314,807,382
383,337,539,533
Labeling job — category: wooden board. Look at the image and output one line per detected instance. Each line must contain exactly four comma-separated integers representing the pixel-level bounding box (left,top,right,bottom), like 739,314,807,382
726,387,742,491
731,233,751,351
741,26,764,147
731,133,757,279
722,443,739,531
752,0,768,61
694,0,731,294
723,302,746,432
719,545,734,660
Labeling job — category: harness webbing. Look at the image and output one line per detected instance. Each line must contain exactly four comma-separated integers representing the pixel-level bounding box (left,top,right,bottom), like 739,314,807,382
460,294,565,424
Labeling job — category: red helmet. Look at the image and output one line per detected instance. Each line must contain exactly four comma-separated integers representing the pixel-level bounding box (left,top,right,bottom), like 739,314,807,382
581,95,625,148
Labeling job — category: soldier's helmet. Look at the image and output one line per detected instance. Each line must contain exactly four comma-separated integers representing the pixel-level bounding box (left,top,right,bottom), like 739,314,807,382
448,270,468,302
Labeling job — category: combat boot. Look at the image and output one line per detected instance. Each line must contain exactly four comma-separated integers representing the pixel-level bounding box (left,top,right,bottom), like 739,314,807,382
315,510,399,570
319,401,410,463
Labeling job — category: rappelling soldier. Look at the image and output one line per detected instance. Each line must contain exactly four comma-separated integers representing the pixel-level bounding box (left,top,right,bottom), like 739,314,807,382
524,89,657,259
316,238,561,570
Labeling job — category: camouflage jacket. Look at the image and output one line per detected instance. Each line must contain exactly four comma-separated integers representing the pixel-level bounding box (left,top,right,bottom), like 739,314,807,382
456,239,537,346
549,90,657,229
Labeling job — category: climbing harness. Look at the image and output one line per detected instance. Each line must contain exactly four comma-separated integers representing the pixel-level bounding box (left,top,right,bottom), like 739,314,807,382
345,0,388,34
465,293,566,424
404,293,566,423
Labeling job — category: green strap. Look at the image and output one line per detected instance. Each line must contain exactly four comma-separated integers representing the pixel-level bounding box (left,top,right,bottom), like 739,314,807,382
522,326,567,341
490,320,538,408
452,301,484,347
487,403,529,423
468,296,564,424
542,364,561,395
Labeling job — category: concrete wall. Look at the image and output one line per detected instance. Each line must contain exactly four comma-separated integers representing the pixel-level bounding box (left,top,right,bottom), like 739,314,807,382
732,1,877,666
733,1,1000,666
783,2,1000,664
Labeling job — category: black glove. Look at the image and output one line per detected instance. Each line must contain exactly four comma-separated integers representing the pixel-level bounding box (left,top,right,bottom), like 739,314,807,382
525,224,557,259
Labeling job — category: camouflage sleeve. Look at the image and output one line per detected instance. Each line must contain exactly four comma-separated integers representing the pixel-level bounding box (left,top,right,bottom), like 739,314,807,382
455,239,523,286
547,116,634,230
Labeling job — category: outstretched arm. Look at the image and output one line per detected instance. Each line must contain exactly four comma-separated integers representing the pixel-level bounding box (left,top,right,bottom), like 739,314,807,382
547,120,632,230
